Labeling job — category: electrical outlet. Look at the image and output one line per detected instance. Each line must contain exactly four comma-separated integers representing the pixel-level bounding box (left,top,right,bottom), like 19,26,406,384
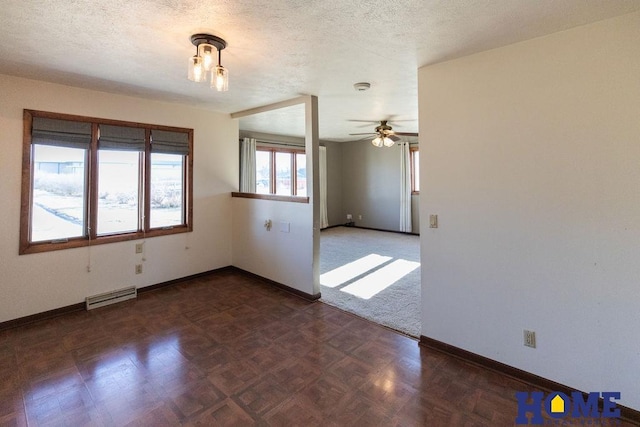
135,264,143,274
358,214,362,220
429,214,438,228
135,243,144,254
347,214,352,220
524,330,536,348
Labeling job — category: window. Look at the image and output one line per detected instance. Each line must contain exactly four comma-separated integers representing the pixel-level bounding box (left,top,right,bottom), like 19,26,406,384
296,152,307,197
31,144,87,242
97,149,140,235
149,129,190,228
275,151,292,195
20,110,193,254
255,150,271,194
255,146,306,196
150,153,185,228
410,146,420,194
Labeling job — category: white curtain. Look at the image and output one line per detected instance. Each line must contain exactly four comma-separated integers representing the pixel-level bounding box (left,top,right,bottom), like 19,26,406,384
319,146,329,229
399,142,412,233
239,137,256,193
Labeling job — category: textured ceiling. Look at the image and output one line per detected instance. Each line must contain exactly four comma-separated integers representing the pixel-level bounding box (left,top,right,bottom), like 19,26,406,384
1,0,638,141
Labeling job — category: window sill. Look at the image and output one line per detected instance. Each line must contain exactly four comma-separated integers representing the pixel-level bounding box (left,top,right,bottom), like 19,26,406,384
19,225,191,255
232,192,309,204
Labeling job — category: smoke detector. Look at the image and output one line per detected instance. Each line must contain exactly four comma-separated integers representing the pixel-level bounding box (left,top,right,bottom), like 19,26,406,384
353,82,371,92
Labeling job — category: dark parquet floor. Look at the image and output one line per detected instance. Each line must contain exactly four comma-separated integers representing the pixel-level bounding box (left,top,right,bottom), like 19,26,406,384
0,269,635,426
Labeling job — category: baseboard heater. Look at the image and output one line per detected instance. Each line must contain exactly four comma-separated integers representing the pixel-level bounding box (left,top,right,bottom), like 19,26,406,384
86,286,137,310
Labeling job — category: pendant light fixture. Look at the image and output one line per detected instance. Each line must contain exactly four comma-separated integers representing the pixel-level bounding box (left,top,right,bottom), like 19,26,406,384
187,33,229,92
212,51,229,92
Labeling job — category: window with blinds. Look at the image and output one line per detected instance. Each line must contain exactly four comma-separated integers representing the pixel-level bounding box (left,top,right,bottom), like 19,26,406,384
20,110,193,254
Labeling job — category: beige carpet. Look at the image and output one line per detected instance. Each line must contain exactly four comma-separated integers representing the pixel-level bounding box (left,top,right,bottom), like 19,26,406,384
320,226,421,337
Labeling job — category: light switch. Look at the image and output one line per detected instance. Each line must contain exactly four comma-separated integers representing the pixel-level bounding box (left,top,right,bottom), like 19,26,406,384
279,222,290,233
429,214,438,228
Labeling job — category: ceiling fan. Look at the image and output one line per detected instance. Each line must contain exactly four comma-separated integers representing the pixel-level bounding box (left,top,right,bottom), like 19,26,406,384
349,119,418,147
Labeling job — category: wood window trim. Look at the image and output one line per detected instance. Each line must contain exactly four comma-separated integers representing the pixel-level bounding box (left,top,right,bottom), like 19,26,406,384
410,145,420,195
89,123,99,240
143,128,151,232
269,149,275,193
20,110,194,255
231,192,309,204
255,146,305,197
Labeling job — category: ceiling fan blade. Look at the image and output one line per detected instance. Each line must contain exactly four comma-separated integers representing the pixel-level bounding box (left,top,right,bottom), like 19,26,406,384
353,136,373,142
349,132,376,136
347,120,380,129
387,121,415,128
393,132,419,137
389,135,401,142
384,115,415,124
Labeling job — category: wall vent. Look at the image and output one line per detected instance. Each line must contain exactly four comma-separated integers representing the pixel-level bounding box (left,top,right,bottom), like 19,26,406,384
86,286,137,310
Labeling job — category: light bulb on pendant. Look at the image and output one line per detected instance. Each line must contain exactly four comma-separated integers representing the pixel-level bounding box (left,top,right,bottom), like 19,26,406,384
212,65,228,92
188,55,205,82
383,137,395,147
198,43,216,71
372,136,383,147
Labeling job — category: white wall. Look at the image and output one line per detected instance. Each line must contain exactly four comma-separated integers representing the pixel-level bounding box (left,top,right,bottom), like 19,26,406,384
0,74,237,322
341,140,419,232
342,140,401,230
323,140,344,227
232,96,320,297
419,11,640,410
231,198,315,295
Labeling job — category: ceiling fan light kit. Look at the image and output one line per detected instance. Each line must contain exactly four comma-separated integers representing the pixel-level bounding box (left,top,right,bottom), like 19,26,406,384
349,120,418,148
372,136,395,147
187,33,229,92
